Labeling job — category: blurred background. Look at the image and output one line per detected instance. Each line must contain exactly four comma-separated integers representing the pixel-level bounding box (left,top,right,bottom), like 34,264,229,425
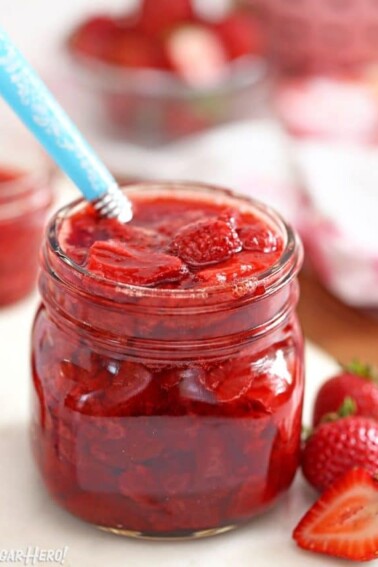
1,0,378,363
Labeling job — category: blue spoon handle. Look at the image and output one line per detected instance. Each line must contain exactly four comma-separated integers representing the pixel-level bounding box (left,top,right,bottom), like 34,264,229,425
0,28,131,221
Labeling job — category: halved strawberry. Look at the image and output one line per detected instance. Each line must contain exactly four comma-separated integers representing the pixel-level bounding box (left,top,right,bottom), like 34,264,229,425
293,468,378,562
166,25,227,87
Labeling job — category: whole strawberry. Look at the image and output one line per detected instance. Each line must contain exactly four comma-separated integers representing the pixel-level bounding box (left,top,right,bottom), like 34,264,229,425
302,415,378,492
313,361,378,426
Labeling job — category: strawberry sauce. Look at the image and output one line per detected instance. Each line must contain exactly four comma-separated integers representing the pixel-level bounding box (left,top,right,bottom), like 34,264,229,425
60,192,283,289
31,184,304,538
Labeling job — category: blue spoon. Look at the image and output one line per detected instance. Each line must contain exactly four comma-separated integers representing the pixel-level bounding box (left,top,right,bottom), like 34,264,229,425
0,28,132,222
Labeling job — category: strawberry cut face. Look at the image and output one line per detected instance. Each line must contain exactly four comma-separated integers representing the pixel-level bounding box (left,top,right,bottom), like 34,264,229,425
166,25,228,87
293,468,378,562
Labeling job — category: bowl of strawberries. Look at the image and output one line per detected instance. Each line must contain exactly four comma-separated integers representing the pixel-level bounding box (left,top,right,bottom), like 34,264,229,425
66,0,269,145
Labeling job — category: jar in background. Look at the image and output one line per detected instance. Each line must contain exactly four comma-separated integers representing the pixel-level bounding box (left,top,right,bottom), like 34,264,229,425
0,103,54,306
31,183,304,539
0,168,52,305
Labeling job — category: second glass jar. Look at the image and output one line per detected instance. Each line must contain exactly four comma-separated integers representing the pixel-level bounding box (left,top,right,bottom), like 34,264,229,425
0,168,53,306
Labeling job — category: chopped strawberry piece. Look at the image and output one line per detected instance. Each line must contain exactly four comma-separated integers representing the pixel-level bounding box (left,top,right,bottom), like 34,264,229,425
178,368,215,404
106,31,168,68
215,13,265,60
59,360,104,392
196,256,256,285
199,356,257,403
87,240,187,286
246,347,296,412
166,25,228,87
238,225,280,253
199,346,295,405
171,217,242,267
61,208,166,264
293,468,378,562
66,360,154,417
140,0,194,37
69,16,119,59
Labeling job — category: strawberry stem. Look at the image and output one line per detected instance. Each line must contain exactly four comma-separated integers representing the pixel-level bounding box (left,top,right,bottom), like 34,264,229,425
344,360,378,383
338,396,357,417
320,397,357,423
301,425,313,442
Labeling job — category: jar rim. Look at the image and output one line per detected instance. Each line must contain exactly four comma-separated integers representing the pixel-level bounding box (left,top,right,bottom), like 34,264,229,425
46,182,303,304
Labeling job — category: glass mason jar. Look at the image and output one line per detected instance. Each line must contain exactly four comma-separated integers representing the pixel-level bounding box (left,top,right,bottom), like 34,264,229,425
0,168,53,306
31,183,304,539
